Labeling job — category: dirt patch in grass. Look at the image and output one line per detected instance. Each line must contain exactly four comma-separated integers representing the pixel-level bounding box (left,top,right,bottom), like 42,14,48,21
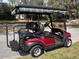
15,42,79,59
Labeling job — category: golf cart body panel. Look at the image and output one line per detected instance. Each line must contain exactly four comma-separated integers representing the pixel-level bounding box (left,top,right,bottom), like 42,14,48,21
18,22,71,51
23,36,55,51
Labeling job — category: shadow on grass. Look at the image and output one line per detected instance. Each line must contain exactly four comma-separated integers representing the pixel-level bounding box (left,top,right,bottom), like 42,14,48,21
45,46,64,52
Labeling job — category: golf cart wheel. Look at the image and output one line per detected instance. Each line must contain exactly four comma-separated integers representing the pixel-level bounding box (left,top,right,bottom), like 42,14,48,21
30,45,44,57
64,39,72,47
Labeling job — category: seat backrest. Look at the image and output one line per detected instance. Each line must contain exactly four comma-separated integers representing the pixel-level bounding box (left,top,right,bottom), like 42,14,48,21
35,22,44,34
26,22,44,35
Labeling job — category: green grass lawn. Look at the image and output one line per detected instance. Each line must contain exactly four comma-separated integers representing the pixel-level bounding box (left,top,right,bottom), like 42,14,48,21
16,42,79,59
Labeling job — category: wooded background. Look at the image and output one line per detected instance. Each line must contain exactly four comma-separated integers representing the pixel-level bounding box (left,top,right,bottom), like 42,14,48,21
0,0,79,20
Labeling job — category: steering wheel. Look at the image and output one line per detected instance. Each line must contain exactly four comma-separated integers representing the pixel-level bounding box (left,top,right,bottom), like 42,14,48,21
44,21,52,29
55,31,63,39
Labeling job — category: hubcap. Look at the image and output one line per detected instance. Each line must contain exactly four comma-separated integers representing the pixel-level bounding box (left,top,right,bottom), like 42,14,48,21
67,40,72,46
33,48,41,56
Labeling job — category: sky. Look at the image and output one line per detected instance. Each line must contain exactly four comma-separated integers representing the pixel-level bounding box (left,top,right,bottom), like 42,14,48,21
3,0,9,3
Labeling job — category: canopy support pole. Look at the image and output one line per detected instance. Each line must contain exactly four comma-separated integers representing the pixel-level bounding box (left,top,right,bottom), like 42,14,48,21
48,14,53,29
6,23,10,47
64,20,67,31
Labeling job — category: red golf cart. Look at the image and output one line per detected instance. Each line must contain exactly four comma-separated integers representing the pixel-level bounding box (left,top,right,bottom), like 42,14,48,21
7,5,72,57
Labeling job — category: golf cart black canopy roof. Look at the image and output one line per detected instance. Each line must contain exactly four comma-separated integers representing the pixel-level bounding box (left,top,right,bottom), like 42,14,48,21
11,5,67,15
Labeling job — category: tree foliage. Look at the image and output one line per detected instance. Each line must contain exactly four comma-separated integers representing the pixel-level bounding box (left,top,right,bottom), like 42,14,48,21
0,3,15,20
48,0,79,19
65,0,79,19
8,0,16,6
5,0,79,20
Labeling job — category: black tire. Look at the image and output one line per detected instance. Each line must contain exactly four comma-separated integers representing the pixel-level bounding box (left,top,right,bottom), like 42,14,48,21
64,39,72,47
30,45,44,57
